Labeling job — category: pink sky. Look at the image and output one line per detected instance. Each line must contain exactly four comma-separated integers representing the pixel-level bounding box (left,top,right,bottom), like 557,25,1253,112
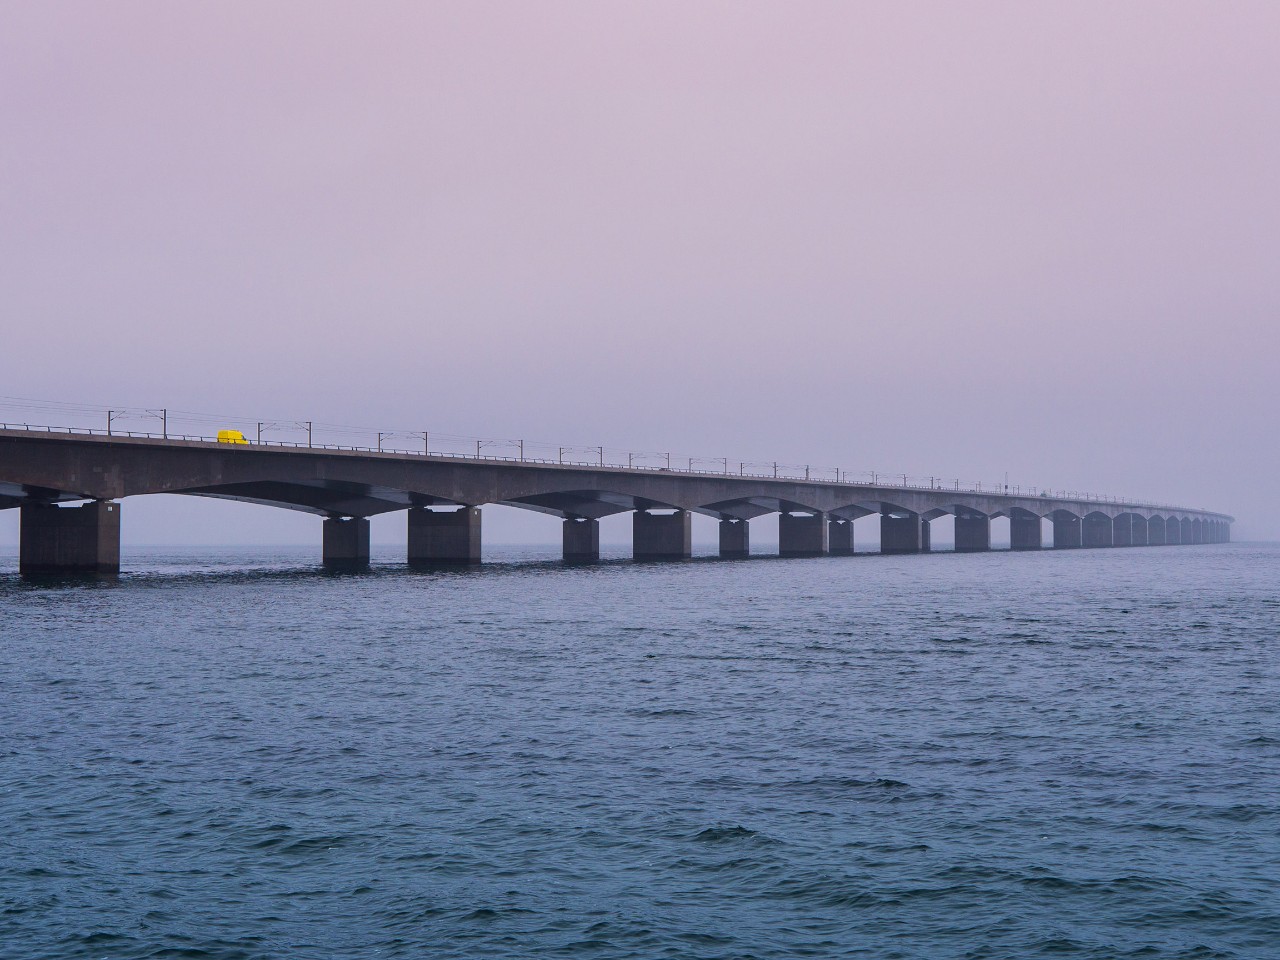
1,2,1277,541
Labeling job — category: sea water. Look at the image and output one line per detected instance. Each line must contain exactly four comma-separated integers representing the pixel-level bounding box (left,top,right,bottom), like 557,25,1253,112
1,543,1277,959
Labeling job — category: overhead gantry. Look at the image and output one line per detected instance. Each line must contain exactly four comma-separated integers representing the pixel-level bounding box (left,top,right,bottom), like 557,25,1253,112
0,429,1233,574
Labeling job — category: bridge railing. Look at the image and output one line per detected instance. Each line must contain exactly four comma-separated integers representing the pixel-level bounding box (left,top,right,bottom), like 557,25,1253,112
0,419,1212,514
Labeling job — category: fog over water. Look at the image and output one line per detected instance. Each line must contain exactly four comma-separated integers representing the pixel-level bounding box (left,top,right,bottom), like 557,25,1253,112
1,2,1277,543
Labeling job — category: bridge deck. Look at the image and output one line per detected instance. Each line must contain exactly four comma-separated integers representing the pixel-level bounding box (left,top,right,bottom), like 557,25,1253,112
0,428,1232,573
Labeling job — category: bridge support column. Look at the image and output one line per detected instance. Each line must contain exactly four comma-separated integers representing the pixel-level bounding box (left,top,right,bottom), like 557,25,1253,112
1083,514,1113,548
954,514,990,552
881,511,923,554
1148,517,1166,545
634,509,691,560
718,518,749,558
562,516,599,563
1010,511,1042,550
1112,515,1133,547
409,506,482,565
323,516,370,570
829,519,854,555
1052,512,1082,549
20,500,121,576
779,512,828,557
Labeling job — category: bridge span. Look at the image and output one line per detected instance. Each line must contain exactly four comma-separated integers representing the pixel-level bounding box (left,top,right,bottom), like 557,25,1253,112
0,428,1233,574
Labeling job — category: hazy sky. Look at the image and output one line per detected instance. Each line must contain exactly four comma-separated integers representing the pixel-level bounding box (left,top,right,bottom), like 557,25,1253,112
1,2,1276,545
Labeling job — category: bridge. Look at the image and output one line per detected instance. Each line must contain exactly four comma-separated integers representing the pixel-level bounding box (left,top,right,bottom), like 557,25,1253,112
0,426,1233,574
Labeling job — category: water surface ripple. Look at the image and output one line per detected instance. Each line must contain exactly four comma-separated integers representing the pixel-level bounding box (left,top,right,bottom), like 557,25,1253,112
2,544,1277,959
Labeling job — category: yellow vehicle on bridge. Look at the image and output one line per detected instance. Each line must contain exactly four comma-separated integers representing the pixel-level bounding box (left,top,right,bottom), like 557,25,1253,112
217,429,249,445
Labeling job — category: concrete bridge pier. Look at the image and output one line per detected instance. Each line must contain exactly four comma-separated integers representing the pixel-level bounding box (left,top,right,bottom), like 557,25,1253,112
634,509,691,560
954,513,991,552
1010,510,1042,550
718,518,749,558
881,510,924,554
19,500,121,576
1052,511,1082,549
563,516,600,563
323,516,370,570
409,506,482,565
829,519,854,555
779,511,828,557
1083,513,1113,548
1112,514,1133,547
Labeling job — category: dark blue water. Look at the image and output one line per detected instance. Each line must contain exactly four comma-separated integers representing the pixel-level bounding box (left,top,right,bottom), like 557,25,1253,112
2,543,1277,959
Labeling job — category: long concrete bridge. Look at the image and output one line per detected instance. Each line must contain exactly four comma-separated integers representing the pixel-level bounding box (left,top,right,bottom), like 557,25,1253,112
0,427,1232,574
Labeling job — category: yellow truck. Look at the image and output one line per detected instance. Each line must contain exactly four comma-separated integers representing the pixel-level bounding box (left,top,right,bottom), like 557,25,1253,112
217,429,249,445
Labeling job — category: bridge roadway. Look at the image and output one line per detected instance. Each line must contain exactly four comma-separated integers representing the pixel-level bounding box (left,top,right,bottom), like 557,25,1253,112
0,428,1233,574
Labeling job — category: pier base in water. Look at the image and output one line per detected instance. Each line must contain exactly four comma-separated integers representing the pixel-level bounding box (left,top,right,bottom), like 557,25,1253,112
955,514,990,553
1052,512,1082,549
20,500,120,576
719,518,749,558
409,507,482,565
323,516,370,570
563,517,600,563
829,519,854,556
881,512,923,554
634,510,691,560
779,512,828,557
